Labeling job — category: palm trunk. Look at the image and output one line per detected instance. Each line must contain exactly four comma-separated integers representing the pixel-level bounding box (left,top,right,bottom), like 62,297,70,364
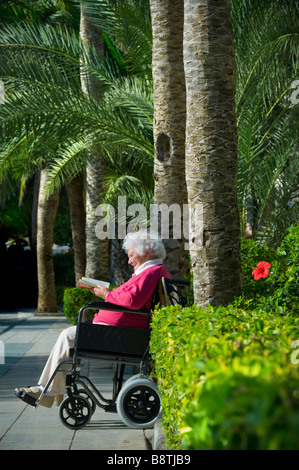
80,4,109,280
66,175,86,285
150,0,189,279
36,169,59,314
112,238,132,285
30,171,40,261
85,155,109,279
29,172,39,306
183,0,241,305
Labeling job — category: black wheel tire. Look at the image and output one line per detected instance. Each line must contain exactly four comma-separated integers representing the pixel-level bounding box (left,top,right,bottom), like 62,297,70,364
116,378,161,429
76,388,96,415
59,394,92,430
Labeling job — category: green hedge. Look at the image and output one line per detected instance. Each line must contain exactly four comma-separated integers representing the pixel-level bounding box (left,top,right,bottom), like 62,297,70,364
63,287,95,324
150,305,299,450
150,226,299,450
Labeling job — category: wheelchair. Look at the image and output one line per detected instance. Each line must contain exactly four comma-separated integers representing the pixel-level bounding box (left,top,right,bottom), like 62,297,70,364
34,277,189,430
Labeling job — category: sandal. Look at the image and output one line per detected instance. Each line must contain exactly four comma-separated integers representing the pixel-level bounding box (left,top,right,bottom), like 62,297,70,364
15,386,54,408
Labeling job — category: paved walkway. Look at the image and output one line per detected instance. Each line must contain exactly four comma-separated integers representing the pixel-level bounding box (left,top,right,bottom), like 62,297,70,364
0,311,152,451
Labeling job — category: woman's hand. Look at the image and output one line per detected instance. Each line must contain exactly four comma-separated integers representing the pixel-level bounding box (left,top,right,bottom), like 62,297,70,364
92,284,110,300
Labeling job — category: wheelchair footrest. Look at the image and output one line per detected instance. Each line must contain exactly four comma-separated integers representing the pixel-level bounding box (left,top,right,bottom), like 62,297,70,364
15,390,37,407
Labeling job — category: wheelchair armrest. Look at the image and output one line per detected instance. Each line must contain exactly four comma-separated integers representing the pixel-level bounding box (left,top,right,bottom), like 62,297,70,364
78,301,149,323
170,278,190,286
87,301,148,315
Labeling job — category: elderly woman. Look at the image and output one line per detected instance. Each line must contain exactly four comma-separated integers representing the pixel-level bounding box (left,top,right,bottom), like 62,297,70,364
15,230,169,408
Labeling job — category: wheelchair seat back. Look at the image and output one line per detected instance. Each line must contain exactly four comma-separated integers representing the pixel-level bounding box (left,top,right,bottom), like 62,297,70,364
76,323,150,360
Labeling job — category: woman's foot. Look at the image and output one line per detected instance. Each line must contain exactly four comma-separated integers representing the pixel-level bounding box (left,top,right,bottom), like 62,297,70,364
15,386,54,408
54,394,64,406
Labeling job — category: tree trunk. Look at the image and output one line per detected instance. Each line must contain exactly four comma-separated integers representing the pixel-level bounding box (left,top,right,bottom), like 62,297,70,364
85,155,110,280
80,4,109,280
30,171,40,261
36,169,59,314
150,0,189,279
111,238,133,285
29,171,39,307
66,175,86,285
183,0,241,306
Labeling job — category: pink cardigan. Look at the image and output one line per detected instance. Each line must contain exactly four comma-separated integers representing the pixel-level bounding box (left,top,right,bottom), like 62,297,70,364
93,264,170,329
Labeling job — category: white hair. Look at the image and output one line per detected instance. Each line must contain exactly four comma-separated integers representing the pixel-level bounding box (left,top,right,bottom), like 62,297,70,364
122,230,166,259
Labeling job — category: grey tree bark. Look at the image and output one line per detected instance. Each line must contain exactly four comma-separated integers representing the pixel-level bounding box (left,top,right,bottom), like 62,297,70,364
80,4,109,280
66,175,86,285
36,169,59,313
183,0,241,305
150,0,189,279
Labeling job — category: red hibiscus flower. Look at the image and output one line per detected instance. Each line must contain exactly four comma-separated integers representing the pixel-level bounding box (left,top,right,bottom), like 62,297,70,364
252,261,271,280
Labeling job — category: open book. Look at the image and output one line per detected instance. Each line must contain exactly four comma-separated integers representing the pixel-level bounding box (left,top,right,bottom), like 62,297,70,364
78,277,110,290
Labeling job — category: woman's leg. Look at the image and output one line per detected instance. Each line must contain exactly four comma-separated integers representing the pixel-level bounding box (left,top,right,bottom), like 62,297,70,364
38,325,77,395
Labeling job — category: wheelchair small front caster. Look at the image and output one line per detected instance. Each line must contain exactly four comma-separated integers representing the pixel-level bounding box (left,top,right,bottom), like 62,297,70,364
116,378,161,429
59,394,92,429
76,388,96,415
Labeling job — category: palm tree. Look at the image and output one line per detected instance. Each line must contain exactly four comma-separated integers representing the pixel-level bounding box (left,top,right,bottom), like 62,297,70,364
80,3,109,280
150,0,189,279
36,169,59,313
0,0,82,311
65,175,86,284
183,0,241,306
0,128,63,312
0,0,155,290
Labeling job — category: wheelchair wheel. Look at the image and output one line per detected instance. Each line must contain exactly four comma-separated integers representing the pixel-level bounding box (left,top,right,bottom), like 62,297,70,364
59,395,92,430
76,388,96,415
125,373,142,385
116,378,161,429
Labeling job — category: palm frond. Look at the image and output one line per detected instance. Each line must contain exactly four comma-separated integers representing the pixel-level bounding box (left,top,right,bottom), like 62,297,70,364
74,0,152,74
234,0,299,244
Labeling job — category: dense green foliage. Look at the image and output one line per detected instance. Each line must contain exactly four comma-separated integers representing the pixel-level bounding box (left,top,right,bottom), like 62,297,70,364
151,305,299,450
232,0,299,245
150,226,299,450
63,287,95,324
239,225,299,314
